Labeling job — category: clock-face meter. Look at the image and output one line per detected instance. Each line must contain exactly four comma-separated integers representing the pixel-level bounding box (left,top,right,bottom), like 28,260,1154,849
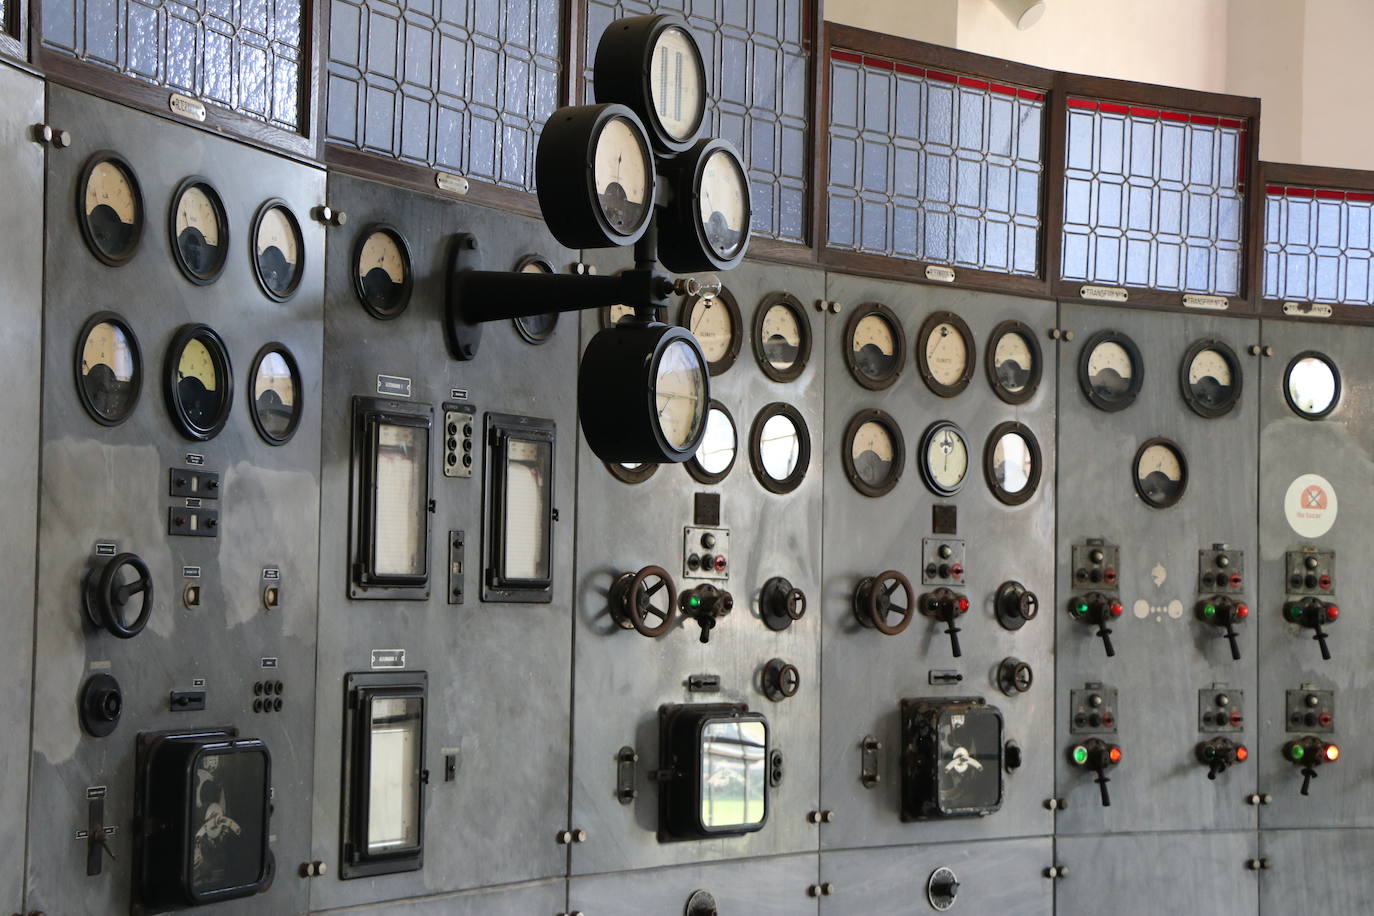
170,177,229,283
79,152,144,265
75,312,142,426
354,225,413,319
251,200,304,300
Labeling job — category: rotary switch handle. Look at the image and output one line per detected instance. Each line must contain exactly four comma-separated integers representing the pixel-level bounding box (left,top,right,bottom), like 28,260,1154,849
1197,597,1248,661
760,576,806,631
1068,592,1121,658
84,552,155,639
919,587,969,657
1196,737,1247,780
1070,738,1121,807
610,565,678,638
680,584,734,643
995,580,1038,631
853,571,915,636
1284,735,1339,796
1284,598,1337,661
762,657,800,701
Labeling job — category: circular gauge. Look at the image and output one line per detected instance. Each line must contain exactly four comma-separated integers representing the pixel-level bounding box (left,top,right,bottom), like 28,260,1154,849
251,200,304,301
536,104,657,249
164,324,234,441
984,421,1042,506
658,140,752,272
74,312,142,426
842,409,905,497
686,401,737,484
918,421,969,497
1284,351,1340,420
655,338,708,451
607,461,658,484
916,311,976,398
78,151,143,266
1179,338,1243,418
749,403,811,494
1078,329,1144,412
1134,437,1188,508
353,224,412,319
986,320,1042,404
248,343,302,445
845,303,906,390
594,14,707,152
169,176,229,284
512,255,560,344
602,304,640,327
753,292,811,382
679,287,741,375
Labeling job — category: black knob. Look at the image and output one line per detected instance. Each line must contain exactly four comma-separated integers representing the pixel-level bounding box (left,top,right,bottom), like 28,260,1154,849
83,553,155,639
762,658,800,701
995,580,1038,631
681,584,734,644
1069,593,1121,657
919,587,969,657
1005,741,1023,771
79,673,123,737
760,576,806,631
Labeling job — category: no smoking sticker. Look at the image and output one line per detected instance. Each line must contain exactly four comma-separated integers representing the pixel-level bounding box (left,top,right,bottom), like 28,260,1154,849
1285,473,1337,538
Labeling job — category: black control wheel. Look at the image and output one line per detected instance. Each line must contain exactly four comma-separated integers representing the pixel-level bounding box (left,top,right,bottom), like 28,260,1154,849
996,580,1038,630
84,552,154,639
761,576,806,631
609,565,678,638
853,570,914,636
762,658,800,701
79,672,123,737
997,657,1034,696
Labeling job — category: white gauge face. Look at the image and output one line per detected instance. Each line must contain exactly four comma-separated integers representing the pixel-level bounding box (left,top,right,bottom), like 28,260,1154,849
925,322,969,386
1288,356,1338,416
1187,347,1235,410
695,407,736,475
851,313,900,381
994,331,1035,393
1136,441,1186,506
650,25,705,141
593,117,652,235
851,420,896,488
85,161,137,223
687,298,735,364
760,304,803,371
759,413,801,480
255,206,301,297
1087,341,1134,396
79,320,138,421
175,185,221,247
699,149,748,259
253,350,299,440
608,304,637,325
993,431,1034,495
925,425,968,491
654,339,707,449
359,231,406,285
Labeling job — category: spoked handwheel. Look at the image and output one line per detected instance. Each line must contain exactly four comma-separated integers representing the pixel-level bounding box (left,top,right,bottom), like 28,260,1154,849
609,565,678,638
853,570,915,635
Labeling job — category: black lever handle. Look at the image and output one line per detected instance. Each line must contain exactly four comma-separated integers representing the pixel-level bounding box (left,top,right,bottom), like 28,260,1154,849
1094,767,1112,807
1301,765,1317,796
1224,620,1241,661
1312,621,1331,661
943,616,962,658
1096,623,1115,658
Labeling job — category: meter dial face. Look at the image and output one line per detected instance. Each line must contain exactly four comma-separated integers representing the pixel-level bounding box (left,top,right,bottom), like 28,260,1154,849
845,303,905,390
170,178,229,283
249,344,302,444
75,313,141,425
79,153,143,265
252,201,304,300
165,325,233,441
753,293,811,382
1078,330,1144,411
650,25,706,142
679,288,741,374
1284,352,1340,420
842,410,905,497
917,312,975,397
512,256,559,344
686,402,737,484
986,320,1041,404
984,422,1041,506
919,421,969,497
603,303,639,327
749,403,811,494
1180,339,1242,418
594,116,653,237
653,338,707,450
699,147,749,260
354,225,412,319
1134,438,1188,508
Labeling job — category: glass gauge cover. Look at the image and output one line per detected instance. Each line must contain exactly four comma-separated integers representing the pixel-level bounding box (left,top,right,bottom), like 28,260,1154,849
753,292,811,382
251,200,304,301
78,151,144,266
602,303,639,328
606,461,658,484
354,224,413,319
1078,329,1144,412
749,402,811,494
1179,338,1242,418
654,338,708,451
986,320,1042,404
593,13,708,152
842,409,905,497
917,311,976,398
75,311,142,426
678,287,742,375
984,421,1042,506
164,324,234,441
845,303,906,390
511,255,560,344
686,401,737,484
919,420,970,497
658,139,752,272
1284,351,1340,420
1134,437,1188,508
248,343,302,444
169,177,229,284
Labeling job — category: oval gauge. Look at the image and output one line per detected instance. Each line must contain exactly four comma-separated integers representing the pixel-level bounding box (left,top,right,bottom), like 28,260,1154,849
1078,329,1144,412
916,311,976,398
606,461,658,484
512,255,559,344
986,320,1042,405
658,139,752,272
169,176,229,284
354,224,413,319
753,292,811,383
78,151,144,266
75,311,142,426
678,286,742,375
918,420,969,497
845,303,906,390
248,343,302,445
251,200,304,301
164,324,234,441
1134,437,1188,508
686,401,737,484
749,402,811,495
1284,351,1341,420
1180,338,1243,418
594,13,707,152
984,421,1042,506
842,409,905,497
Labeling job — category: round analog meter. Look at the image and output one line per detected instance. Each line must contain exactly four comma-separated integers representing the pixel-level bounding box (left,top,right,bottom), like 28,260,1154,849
649,24,706,143
248,343,302,444
512,255,560,344
1134,438,1188,508
165,324,233,441
679,287,741,375
654,338,708,451
919,420,969,497
596,116,653,237
845,303,906,390
1078,329,1143,412
593,13,707,152
75,312,142,426
986,320,1042,404
749,402,811,494
1180,338,1242,418
842,409,905,497
603,303,640,327
984,421,1042,506
607,461,658,484
354,224,412,319
753,292,811,382
1284,351,1340,420
78,152,143,266
686,401,737,484
659,139,752,272
251,200,304,301
169,177,229,284
917,312,975,398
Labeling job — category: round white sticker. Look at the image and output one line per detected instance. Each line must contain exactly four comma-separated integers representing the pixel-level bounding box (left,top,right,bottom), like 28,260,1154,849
1285,473,1338,538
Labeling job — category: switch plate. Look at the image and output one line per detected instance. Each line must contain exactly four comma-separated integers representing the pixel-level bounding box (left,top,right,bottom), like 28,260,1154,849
168,506,218,537
1071,539,1120,592
1197,545,1245,594
442,403,476,479
1285,548,1335,596
683,527,730,581
447,529,465,605
1198,685,1244,732
921,537,967,586
1069,684,1118,734
168,467,220,499
1285,687,1335,733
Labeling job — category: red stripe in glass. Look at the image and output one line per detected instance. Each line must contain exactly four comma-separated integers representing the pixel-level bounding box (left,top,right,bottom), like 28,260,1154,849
1191,114,1219,126
895,63,925,76
831,50,862,64
927,69,957,82
1220,118,1244,129
1286,187,1315,198
1315,189,1347,200
1161,111,1189,123
1019,88,1046,101
1099,102,1129,114
1067,98,1098,110
989,82,1016,97
1129,106,1158,118
1265,185,1286,196
1348,192,1374,202
864,56,894,70
958,76,989,90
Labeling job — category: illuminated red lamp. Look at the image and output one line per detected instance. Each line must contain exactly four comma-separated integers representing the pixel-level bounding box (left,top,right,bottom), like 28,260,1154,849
1235,603,1249,619
1230,573,1243,588
1318,713,1333,728
714,555,728,572
1235,745,1249,762
1109,601,1124,618
952,564,964,579
1108,746,1123,764
1326,604,1339,621
1325,743,1341,762
1104,568,1118,584
957,596,970,612
1229,712,1243,726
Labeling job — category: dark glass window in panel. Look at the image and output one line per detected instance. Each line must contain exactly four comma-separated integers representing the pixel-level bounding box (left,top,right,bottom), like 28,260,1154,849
1263,184,1374,307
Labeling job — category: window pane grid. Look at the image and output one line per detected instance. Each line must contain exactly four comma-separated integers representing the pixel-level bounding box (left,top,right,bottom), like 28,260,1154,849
1263,184,1374,307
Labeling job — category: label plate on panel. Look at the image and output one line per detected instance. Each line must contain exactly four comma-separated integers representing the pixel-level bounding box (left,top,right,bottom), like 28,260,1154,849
1183,294,1229,310
370,648,406,669
1283,301,1333,318
925,265,956,283
1080,285,1129,302
1284,473,1338,538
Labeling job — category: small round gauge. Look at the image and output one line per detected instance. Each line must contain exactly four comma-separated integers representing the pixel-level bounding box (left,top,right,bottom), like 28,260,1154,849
1284,351,1340,420
168,177,229,284
918,421,969,497
595,116,652,235
164,324,234,441
512,255,560,344
251,200,304,301
353,224,413,319
593,13,707,152
248,343,302,445
749,403,811,494
1134,438,1188,508
602,304,640,327
842,409,905,497
916,311,976,398
658,139,752,272
78,152,143,266
1180,338,1243,418
1078,329,1144,412
753,292,811,383
686,401,737,484
74,312,142,426
654,337,708,451
984,421,1042,506
678,286,741,375
986,320,1042,404
607,461,658,484
845,303,906,390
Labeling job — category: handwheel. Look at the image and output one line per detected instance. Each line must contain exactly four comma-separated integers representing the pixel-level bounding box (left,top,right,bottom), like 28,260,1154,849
853,570,914,635
996,580,1039,631
84,552,155,639
761,576,807,631
763,658,800,701
609,565,678,637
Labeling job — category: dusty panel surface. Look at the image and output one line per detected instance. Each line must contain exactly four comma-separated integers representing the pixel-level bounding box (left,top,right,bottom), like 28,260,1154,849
312,877,566,914
1259,828,1374,912
1055,831,1258,915
570,852,819,914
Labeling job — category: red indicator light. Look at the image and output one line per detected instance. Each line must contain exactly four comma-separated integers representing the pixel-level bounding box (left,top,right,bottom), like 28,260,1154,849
714,556,728,572
1104,568,1118,584
1230,573,1243,588
1109,602,1124,617
952,564,964,578
1230,712,1243,726
1325,744,1341,762
1236,603,1249,619
1326,604,1339,621
1318,713,1333,728
1236,746,1248,762
1108,746,1122,763
1319,575,1332,590
1102,713,1116,728
957,597,970,612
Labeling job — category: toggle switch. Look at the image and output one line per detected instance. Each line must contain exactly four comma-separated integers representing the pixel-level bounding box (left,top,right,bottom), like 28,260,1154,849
919,587,969,657
1197,596,1248,660
680,583,734,643
1284,735,1339,796
1069,737,1121,807
1283,597,1338,661
1068,592,1123,657
1196,736,1247,780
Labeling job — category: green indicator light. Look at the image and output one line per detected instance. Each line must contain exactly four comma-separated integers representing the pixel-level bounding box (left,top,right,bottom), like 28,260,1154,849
1290,744,1305,761
1203,604,1217,619
1203,745,1215,759
1072,746,1089,765
1287,604,1303,620
688,596,701,609
1073,600,1089,617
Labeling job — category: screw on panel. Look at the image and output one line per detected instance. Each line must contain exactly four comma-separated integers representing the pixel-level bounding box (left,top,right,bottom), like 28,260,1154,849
1044,797,1065,810
32,124,71,147
807,884,834,897
556,830,573,844
572,829,587,843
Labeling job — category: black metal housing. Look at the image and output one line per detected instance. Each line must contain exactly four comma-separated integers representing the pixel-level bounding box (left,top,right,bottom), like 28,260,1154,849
352,223,414,320
678,286,742,376
163,323,234,442
900,697,1004,820
749,402,811,495
76,150,144,267
844,302,906,390
985,319,1042,405
918,420,968,497
1179,337,1244,419
655,139,752,273
483,412,556,603
685,400,737,484
916,311,976,398
168,176,230,286
983,420,1042,507
841,408,905,497
246,342,303,445
1077,329,1144,412
74,310,142,427
348,397,433,600
1133,436,1189,509
249,199,304,302
657,702,769,840
752,292,811,382
1283,349,1342,420
593,13,707,153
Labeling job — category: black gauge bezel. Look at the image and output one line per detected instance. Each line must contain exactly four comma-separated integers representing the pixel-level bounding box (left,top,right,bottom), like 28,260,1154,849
985,319,1042,405
841,408,905,498
167,175,229,285
594,13,708,153
250,198,305,302
685,400,738,485
918,420,970,498
247,342,303,445
983,421,1042,507
678,286,742,376
1179,338,1243,419
164,323,235,441
752,292,812,383
606,461,658,484
352,222,413,319
74,310,143,427
916,311,976,398
656,138,752,273
1283,350,1341,421
1078,329,1144,412
1133,436,1188,508
511,254,560,344
749,402,811,495
844,302,907,391
77,150,145,267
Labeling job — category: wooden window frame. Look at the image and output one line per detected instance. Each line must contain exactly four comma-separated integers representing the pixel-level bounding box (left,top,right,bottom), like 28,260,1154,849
0,0,26,62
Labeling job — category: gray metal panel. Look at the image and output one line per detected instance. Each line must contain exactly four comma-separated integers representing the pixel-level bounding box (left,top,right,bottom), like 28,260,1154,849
569,256,825,874
1259,829,1374,912
312,877,566,915
818,277,1057,849
819,837,1052,915
27,85,325,915
1054,303,1259,834
1055,831,1258,915
570,852,819,914
309,173,576,909
1256,320,1374,827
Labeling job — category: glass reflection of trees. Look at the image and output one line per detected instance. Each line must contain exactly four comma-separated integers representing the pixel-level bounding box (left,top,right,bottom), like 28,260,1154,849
699,720,767,828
